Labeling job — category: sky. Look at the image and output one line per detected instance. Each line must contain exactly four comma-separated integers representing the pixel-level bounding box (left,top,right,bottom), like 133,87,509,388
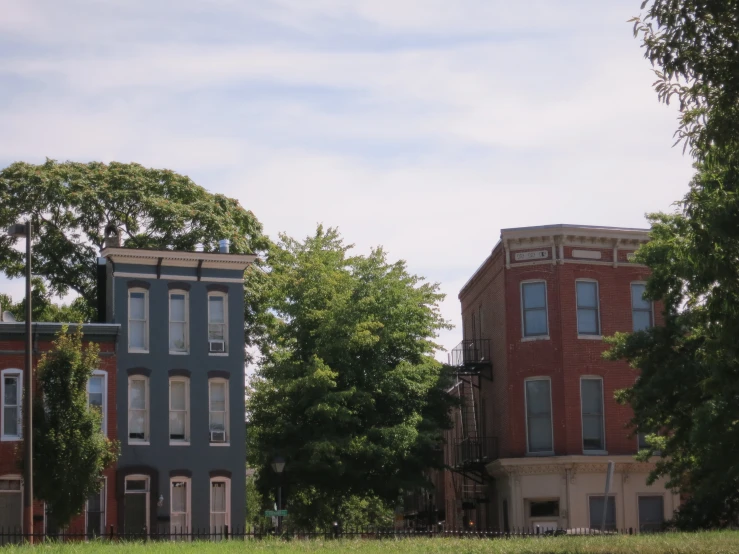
0,0,695,361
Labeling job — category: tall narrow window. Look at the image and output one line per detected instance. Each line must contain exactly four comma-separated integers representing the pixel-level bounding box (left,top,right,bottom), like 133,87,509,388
124,476,149,535
0,477,22,543
576,281,600,335
128,377,149,443
1,370,22,441
129,289,149,352
209,379,229,444
638,496,664,532
170,479,191,534
86,481,105,538
210,478,230,534
581,378,605,451
169,378,189,443
208,294,228,353
169,292,189,353
631,283,653,332
525,378,553,453
88,371,106,435
589,496,616,530
521,282,548,337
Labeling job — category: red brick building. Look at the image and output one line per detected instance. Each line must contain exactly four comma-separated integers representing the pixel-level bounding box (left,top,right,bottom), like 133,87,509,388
0,322,119,538
435,224,678,531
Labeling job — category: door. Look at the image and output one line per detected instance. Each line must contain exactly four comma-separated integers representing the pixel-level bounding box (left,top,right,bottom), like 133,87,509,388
0,479,22,544
86,484,105,537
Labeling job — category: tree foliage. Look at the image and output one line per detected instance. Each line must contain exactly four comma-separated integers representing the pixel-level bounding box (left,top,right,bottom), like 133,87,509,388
34,326,119,527
0,279,94,323
605,0,739,528
246,226,455,528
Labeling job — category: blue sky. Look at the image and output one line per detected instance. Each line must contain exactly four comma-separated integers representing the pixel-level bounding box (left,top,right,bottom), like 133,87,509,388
0,0,695,359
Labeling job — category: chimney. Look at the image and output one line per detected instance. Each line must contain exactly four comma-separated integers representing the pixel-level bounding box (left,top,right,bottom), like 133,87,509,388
96,257,107,323
219,239,230,254
104,223,121,248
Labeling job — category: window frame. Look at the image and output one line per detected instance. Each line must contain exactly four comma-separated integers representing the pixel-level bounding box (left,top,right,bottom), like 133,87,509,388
169,290,190,355
588,494,617,530
575,279,601,337
524,377,554,455
580,376,606,453
1,368,22,442
88,370,107,437
170,477,192,535
520,280,549,339
209,477,231,532
84,477,106,539
631,282,654,332
124,474,150,535
207,292,228,355
169,377,190,445
128,288,149,353
128,376,150,445
637,494,665,532
208,378,230,446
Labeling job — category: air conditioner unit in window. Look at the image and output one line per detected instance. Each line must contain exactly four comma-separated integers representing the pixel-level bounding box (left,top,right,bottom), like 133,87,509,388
210,430,227,443
209,340,225,353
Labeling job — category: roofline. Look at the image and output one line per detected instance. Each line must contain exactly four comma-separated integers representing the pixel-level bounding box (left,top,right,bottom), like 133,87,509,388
0,322,121,340
101,247,257,269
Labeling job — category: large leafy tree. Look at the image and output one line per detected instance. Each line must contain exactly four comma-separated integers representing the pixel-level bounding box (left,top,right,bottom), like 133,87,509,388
605,1,739,528
0,160,270,355
34,326,119,527
247,226,455,528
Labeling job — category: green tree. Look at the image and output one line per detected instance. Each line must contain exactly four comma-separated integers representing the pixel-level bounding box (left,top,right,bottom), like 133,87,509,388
246,226,455,529
34,326,119,527
605,1,739,528
0,279,94,323
0,159,270,356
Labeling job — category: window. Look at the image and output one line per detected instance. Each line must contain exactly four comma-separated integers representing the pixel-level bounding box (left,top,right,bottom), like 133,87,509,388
589,496,616,530
576,280,600,335
529,500,559,518
208,293,228,353
638,496,664,532
88,371,106,435
581,378,605,451
210,478,230,534
129,289,149,352
170,478,191,534
1,369,22,441
638,432,649,450
124,476,149,535
521,282,548,337
0,477,22,543
209,379,229,444
632,283,653,332
169,378,190,444
86,481,105,538
169,292,189,353
525,378,553,453
128,377,149,443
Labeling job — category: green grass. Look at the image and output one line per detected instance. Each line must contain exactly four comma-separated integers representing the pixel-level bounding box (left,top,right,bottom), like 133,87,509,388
2,532,739,554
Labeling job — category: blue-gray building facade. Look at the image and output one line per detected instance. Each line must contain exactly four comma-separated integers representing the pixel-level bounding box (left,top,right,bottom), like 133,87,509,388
101,246,256,534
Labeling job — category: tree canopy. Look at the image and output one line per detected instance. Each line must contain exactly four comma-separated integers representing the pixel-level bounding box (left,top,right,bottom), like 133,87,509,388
246,226,455,528
605,0,739,529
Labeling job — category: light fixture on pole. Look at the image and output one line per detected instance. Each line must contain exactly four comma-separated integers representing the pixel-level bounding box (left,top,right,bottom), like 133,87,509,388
7,221,33,543
271,456,286,534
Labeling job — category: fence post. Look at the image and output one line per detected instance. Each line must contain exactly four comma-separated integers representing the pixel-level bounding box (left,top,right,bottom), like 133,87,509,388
224,524,229,540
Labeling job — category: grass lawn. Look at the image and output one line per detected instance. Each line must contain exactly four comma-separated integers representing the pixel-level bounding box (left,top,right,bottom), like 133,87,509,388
2,532,739,554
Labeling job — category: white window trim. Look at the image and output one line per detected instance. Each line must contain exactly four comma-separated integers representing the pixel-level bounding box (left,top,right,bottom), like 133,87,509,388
169,290,190,355
128,376,150,445
0,474,23,530
207,292,228,355
520,280,550,339
209,477,231,531
587,494,618,530
88,370,108,437
636,493,666,532
208,378,230,445
575,279,602,338
170,477,192,534
580,376,607,454
84,477,107,538
124,474,150,534
169,377,190,445
128,288,149,353
1,368,23,442
524,377,554,456
630,281,654,331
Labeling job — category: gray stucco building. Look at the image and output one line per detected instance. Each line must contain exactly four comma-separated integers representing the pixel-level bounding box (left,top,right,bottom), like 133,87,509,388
100,242,255,533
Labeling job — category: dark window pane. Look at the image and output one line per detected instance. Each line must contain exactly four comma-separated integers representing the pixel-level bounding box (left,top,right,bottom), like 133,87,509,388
589,496,616,530
638,496,664,532
530,500,559,518
523,283,546,309
576,282,598,308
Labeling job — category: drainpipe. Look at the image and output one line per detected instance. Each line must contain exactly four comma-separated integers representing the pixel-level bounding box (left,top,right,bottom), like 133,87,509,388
564,467,572,529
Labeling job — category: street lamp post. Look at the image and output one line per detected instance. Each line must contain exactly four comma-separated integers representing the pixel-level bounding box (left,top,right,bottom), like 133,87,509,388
271,456,286,534
7,221,33,542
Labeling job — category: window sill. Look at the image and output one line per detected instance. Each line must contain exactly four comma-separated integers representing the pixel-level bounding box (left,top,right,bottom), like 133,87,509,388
129,441,150,446
526,451,555,457
170,441,190,446
208,352,229,357
582,450,608,455
128,349,149,354
577,335,603,340
169,351,190,356
0,436,22,442
209,442,230,447
521,335,550,342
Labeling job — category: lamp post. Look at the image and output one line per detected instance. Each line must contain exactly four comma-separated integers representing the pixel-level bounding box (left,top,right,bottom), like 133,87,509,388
7,221,32,542
271,456,286,534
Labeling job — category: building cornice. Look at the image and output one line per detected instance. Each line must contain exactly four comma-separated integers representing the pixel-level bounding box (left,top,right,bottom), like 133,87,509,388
0,322,120,341
101,247,257,271
487,455,656,478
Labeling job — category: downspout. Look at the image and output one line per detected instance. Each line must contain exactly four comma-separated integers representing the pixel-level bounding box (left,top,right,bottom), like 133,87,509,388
564,467,572,529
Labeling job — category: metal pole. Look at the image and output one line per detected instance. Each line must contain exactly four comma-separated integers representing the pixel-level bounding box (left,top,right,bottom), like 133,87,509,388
277,485,282,534
23,220,33,543
600,461,615,533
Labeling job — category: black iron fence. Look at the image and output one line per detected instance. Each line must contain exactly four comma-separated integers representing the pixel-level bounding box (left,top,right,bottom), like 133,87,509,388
0,525,676,544
450,339,491,370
